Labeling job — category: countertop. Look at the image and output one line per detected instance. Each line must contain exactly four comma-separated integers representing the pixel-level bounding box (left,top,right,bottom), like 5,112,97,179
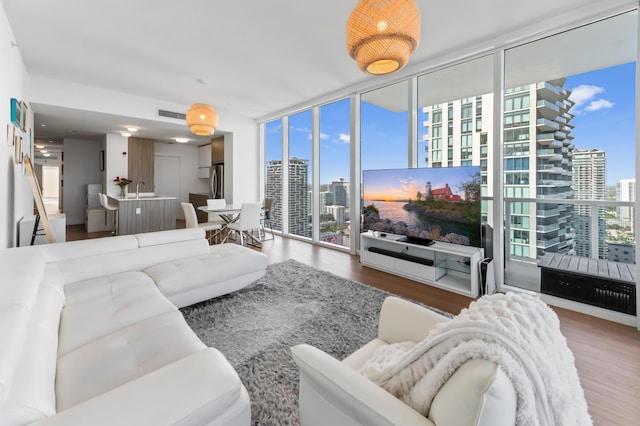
108,193,177,201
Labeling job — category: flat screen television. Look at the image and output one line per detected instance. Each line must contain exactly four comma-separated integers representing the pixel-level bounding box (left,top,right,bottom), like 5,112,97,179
362,166,482,247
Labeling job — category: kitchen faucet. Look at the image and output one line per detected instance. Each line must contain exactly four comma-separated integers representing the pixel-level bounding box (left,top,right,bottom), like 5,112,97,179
136,181,145,199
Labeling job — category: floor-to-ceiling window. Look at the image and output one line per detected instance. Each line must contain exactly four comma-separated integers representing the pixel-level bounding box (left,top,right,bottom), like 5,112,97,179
360,81,410,240
265,119,283,232
319,98,351,248
259,6,639,324
361,80,409,172
503,11,637,294
288,110,313,239
417,55,495,229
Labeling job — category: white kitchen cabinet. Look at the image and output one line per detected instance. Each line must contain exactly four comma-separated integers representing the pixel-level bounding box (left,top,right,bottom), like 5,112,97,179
198,144,211,168
197,144,211,178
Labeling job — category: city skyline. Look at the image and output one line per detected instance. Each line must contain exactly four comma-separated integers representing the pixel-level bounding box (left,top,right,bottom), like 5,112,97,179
266,62,636,187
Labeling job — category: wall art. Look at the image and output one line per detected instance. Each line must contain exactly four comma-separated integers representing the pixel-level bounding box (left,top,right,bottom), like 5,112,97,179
10,98,23,129
14,134,22,164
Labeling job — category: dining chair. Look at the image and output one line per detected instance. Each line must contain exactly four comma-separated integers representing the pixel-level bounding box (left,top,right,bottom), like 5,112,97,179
222,202,262,247
181,202,221,244
206,199,228,243
99,193,119,235
261,198,274,240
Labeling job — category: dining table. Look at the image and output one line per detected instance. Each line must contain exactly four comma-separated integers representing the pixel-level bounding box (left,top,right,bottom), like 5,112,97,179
197,204,242,242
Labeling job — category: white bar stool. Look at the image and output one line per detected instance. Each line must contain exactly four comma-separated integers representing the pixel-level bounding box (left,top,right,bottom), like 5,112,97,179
99,193,119,235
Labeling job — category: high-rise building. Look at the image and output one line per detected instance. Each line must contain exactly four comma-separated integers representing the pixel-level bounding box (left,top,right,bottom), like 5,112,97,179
265,159,283,231
330,178,350,207
265,157,311,237
618,178,635,227
422,79,577,260
326,205,346,225
573,149,607,258
320,191,334,214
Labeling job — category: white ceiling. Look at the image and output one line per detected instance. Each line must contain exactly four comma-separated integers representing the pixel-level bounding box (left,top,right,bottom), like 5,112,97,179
1,0,631,148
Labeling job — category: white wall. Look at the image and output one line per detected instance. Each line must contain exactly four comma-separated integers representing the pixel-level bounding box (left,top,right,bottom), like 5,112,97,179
104,133,128,196
63,138,103,225
0,3,33,248
219,115,260,205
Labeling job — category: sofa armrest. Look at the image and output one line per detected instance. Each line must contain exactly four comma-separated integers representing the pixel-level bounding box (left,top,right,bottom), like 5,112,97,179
291,344,434,426
378,296,450,344
31,349,249,426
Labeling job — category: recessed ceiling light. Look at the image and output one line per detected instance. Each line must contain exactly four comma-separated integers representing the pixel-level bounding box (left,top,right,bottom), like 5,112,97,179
174,137,189,143
122,132,131,137
127,127,138,132
40,150,48,153
43,153,50,157
40,124,46,127
36,144,45,148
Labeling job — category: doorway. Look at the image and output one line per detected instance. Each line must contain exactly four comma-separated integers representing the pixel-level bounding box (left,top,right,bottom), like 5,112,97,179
41,165,60,214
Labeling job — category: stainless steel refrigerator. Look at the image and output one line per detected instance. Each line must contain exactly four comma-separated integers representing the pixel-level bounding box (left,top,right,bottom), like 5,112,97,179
209,163,224,199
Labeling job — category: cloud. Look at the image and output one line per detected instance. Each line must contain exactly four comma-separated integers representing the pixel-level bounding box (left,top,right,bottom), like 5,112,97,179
569,85,604,108
585,99,615,111
399,178,421,196
569,85,614,115
320,133,329,140
337,133,350,143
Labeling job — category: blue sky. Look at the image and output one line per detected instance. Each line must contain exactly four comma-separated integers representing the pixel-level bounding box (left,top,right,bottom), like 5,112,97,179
566,62,636,185
266,61,636,187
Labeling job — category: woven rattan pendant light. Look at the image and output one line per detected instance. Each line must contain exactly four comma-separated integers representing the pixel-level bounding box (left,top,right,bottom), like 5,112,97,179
186,103,219,136
346,0,421,75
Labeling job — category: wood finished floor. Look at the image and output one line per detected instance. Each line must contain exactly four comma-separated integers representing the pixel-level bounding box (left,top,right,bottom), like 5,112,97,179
67,225,640,426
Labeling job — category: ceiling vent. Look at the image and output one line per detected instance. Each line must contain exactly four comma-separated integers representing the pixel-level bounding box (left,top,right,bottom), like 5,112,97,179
158,109,186,120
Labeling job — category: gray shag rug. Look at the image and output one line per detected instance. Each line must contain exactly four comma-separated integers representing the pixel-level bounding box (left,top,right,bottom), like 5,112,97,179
180,259,448,425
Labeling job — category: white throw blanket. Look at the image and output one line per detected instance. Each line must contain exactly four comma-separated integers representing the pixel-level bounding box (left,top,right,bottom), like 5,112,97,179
359,293,591,426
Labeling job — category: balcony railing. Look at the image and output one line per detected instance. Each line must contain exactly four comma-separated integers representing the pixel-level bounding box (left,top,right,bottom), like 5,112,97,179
537,237,560,248
501,197,636,264
537,223,561,233
536,208,560,217
536,118,560,131
536,100,560,118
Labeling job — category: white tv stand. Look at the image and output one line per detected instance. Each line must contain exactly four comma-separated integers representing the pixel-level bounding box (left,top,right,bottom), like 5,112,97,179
360,232,484,297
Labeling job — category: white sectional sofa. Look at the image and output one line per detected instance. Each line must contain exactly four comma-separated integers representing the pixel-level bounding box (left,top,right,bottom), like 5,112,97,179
0,228,268,425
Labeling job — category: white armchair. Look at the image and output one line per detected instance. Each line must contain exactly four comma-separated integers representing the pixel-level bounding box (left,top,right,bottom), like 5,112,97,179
291,296,516,426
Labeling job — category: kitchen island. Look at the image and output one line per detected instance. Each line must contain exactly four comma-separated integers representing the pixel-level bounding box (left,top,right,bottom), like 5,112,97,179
108,194,177,235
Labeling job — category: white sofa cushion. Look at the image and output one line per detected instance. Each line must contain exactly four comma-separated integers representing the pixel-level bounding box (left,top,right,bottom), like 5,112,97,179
58,271,177,356
428,359,516,426
43,229,210,288
0,284,64,425
144,243,268,303
56,271,206,411
135,228,205,247
31,349,250,426
0,247,58,420
56,310,207,411
42,235,139,264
